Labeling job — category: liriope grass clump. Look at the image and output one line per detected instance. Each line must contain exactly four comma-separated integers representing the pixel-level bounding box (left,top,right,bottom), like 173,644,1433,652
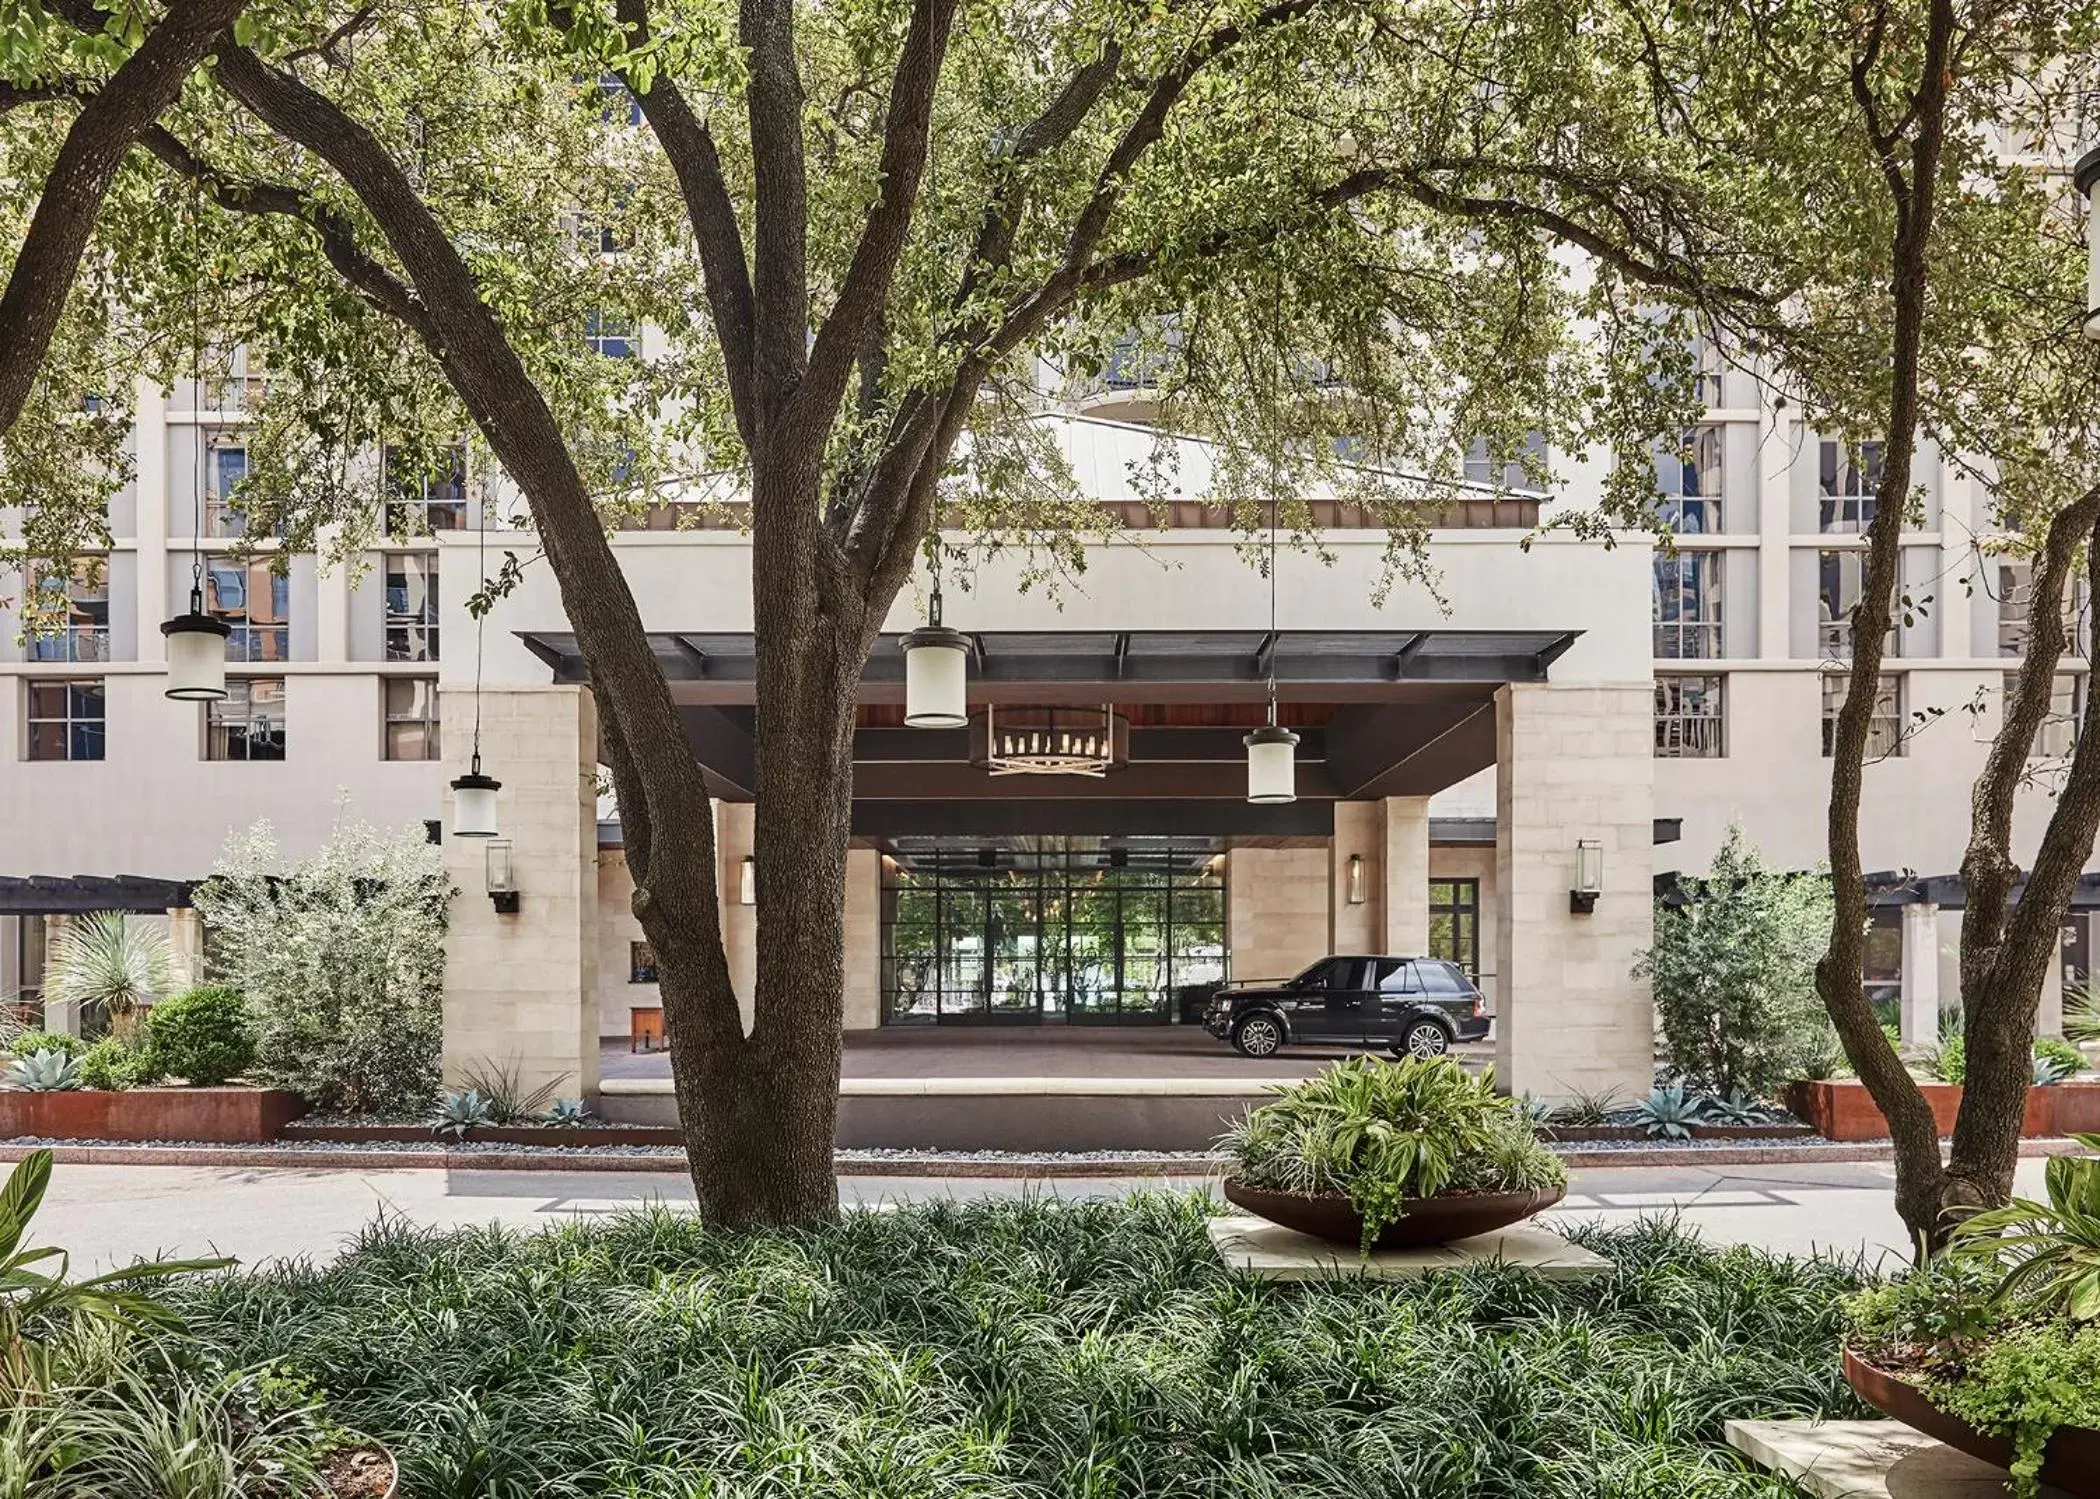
167,1197,1867,1498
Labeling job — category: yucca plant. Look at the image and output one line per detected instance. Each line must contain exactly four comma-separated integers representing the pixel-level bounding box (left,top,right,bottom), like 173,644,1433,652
2064,983,2100,1046
1949,1133,2100,1321
457,1058,561,1124
44,912,171,1041
4,1051,79,1093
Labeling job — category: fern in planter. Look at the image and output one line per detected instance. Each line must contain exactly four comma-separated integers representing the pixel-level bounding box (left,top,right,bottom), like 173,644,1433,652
1221,1056,1565,1252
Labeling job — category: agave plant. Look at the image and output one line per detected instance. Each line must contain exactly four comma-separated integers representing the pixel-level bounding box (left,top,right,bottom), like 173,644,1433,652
1703,1087,1770,1126
5,1051,80,1093
2035,1051,2080,1087
433,1089,495,1140
44,912,171,1041
1949,1133,2100,1322
1634,1082,1708,1140
547,1098,589,1127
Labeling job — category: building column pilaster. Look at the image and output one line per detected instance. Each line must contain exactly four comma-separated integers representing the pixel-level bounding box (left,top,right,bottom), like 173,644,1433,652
1898,901,1941,1047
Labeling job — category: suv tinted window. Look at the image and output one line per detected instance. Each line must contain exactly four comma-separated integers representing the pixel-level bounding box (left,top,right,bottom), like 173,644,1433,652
1419,961,1471,995
1376,959,1422,993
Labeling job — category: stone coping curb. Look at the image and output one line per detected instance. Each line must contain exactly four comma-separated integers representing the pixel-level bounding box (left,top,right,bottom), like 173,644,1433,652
0,1135,2089,1176
603,1077,1291,1097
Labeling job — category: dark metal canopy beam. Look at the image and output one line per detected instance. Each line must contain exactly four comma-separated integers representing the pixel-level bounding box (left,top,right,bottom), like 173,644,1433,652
677,706,757,799
851,799,1335,839
848,725,1328,764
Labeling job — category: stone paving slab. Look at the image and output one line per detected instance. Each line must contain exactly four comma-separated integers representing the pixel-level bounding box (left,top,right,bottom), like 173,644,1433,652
1206,1214,1612,1281
1726,1419,2070,1498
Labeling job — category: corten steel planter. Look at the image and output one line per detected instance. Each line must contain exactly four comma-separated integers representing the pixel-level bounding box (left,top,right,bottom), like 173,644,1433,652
0,1087,304,1144
1843,1348,2100,1497
1222,1180,1565,1248
1786,1080,2056,1142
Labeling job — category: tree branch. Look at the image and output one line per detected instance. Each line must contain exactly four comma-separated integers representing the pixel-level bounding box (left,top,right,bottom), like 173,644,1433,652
741,0,810,407
129,119,436,342
790,0,959,451
602,0,759,447
0,0,254,441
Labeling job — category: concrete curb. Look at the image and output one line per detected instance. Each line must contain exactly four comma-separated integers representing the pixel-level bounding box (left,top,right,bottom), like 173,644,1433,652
1,1135,2089,1176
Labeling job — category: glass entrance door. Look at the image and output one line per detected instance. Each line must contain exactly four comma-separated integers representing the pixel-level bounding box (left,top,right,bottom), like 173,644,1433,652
881,838,1225,1024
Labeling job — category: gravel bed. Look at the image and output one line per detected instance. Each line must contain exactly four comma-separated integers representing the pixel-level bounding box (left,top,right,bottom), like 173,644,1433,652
0,1134,1225,1165
1556,1134,1860,1154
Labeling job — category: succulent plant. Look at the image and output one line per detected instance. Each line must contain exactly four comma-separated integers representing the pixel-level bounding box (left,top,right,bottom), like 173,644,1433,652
1703,1087,1770,1126
547,1098,589,1127
1634,1081,1708,1140
6,1049,82,1092
432,1088,494,1140
2035,1051,2080,1087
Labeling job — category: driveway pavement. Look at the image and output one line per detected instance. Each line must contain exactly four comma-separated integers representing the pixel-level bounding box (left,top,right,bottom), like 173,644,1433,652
32,1156,2037,1275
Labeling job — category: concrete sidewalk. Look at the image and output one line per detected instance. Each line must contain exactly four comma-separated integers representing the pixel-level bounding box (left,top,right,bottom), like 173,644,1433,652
34,1156,2026,1274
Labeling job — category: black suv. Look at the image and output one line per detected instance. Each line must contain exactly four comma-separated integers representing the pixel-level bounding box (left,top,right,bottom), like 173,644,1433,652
1202,955,1489,1059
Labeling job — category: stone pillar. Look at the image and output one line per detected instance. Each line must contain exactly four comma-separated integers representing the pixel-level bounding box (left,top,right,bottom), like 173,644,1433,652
166,907,205,994
715,801,757,1033
2038,931,2066,1040
1493,684,1653,1103
41,915,79,1037
1899,902,1941,1047
1330,800,1383,953
1381,796,1431,955
844,848,882,1030
441,685,599,1102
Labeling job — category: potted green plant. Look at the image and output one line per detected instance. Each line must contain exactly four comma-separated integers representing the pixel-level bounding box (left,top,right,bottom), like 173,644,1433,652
1219,1055,1568,1254
1842,1134,2100,1497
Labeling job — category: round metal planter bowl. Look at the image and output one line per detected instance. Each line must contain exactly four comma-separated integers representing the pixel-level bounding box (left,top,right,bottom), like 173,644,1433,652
1843,1348,2100,1498
1221,1180,1565,1248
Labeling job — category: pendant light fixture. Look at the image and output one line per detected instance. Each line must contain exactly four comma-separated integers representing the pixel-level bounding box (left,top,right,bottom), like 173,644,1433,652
162,185,230,701
1245,494,1298,803
451,477,502,837
902,542,969,728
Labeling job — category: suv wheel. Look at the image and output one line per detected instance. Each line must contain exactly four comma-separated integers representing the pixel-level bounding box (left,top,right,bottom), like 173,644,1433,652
1234,1014,1284,1058
1396,1019,1452,1059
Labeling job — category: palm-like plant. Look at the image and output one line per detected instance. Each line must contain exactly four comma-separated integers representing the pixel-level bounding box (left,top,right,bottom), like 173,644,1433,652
1949,1133,2100,1322
44,912,171,1041
0,1152,229,1392
2066,984,2100,1047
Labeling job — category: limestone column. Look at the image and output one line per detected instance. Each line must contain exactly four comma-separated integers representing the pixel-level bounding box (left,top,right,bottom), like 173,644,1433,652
1329,800,1383,953
2038,931,2067,1040
1380,797,1431,955
715,800,757,1033
440,685,600,1102
1493,683,1654,1102
42,915,78,1037
165,907,205,993
843,848,882,1029
1898,901,1941,1047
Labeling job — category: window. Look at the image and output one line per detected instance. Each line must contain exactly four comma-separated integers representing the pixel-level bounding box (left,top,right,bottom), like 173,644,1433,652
1997,561,2087,659
384,554,439,661
383,447,467,535
1822,672,1904,758
1818,550,1899,658
1819,440,1884,533
595,72,644,125
1863,908,1902,1013
205,560,290,662
206,678,287,761
584,309,635,360
1418,961,1472,995
1653,550,1724,658
1375,959,1423,993
25,680,104,762
630,941,659,983
1655,674,1725,757
1462,432,1547,490
383,677,440,761
204,443,254,538
1657,426,1723,533
2008,671,2085,759
1428,880,1480,977
24,560,109,663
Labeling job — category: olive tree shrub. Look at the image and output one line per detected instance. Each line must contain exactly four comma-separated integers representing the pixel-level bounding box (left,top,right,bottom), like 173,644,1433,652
192,818,448,1114
1637,826,1835,1100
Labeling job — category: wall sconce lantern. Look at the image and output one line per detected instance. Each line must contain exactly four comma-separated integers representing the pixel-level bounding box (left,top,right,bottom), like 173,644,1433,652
1346,853,1366,905
1570,838,1604,914
486,839,519,915
739,854,756,906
